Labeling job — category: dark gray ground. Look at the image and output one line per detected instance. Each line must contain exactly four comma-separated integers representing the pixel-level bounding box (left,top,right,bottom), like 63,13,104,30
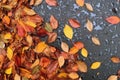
33,0,120,80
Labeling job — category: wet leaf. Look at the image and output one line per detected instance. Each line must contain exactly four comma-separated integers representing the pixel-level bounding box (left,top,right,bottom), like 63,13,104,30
58,56,65,67
74,41,84,50
45,23,53,32
7,47,13,60
69,46,79,54
23,7,36,15
45,0,58,6
61,42,69,52
5,67,12,74
14,74,21,80
107,75,118,80
34,0,43,6
4,32,12,39
86,19,93,32
50,15,58,29
31,59,39,68
111,56,120,63
58,72,68,78
34,42,48,53
2,15,10,25
85,3,93,11
47,32,57,43
68,18,80,28
76,61,87,72
68,72,79,79
63,24,73,39
91,62,101,69
76,0,84,7
81,48,88,57
92,36,101,45
106,16,120,24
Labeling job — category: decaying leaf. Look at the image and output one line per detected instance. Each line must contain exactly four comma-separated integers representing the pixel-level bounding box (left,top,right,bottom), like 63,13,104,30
50,15,58,29
68,72,79,79
34,0,43,6
61,41,69,52
58,56,65,67
76,61,87,72
34,41,48,53
92,36,101,46
7,47,13,60
74,41,84,50
45,0,58,6
63,24,73,39
107,75,118,80
86,19,93,32
81,48,88,57
111,56,120,63
85,3,93,11
14,74,21,80
69,46,79,54
68,18,80,28
5,67,12,74
76,0,84,7
91,62,101,69
106,16,120,24
47,32,57,43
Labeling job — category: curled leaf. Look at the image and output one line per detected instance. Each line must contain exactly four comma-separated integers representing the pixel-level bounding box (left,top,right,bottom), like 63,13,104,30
63,24,73,39
81,48,88,57
85,3,93,11
76,0,84,7
61,42,69,52
58,56,65,67
68,72,79,79
68,18,80,28
50,15,58,29
111,56,120,63
106,16,120,24
86,19,93,32
92,36,101,46
76,61,87,72
45,0,58,6
107,75,118,80
91,62,101,69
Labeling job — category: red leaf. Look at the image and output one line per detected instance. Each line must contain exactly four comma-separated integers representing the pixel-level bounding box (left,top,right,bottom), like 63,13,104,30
106,16,120,24
40,57,50,68
45,0,58,6
17,25,26,37
37,28,48,37
50,15,58,29
74,41,84,50
69,18,80,28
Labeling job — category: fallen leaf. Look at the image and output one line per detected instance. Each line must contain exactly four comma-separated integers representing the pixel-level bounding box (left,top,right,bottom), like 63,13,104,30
31,59,39,68
69,46,79,54
58,72,68,78
40,57,50,68
34,0,43,6
74,41,84,50
2,15,10,25
23,7,36,15
107,75,118,80
47,32,57,43
34,41,47,53
26,35,33,46
91,62,101,69
32,65,40,74
76,61,87,72
106,16,120,24
85,3,93,11
63,24,73,39
111,56,120,63
25,21,37,28
68,72,79,79
20,68,31,78
7,47,13,60
45,23,53,32
58,56,65,67
50,15,58,29
76,0,84,7
0,41,5,49
45,0,58,6
92,36,101,45
86,19,93,32
81,48,88,57
5,67,12,74
14,74,21,80
68,18,80,28
61,42,69,52
4,32,12,39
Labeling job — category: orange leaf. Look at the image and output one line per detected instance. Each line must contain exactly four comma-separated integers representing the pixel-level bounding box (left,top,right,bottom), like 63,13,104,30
68,18,80,28
61,42,69,52
76,0,84,7
50,15,58,29
2,15,10,25
68,72,79,79
47,32,57,43
74,41,84,50
76,61,87,72
40,57,50,68
111,56,120,63
106,16,120,24
69,46,79,54
58,56,65,67
45,0,58,6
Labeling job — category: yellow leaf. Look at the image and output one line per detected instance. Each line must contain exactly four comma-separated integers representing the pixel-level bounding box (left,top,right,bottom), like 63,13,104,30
68,72,79,79
26,35,33,46
86,19,93,32
58,72,68,78
58,56,65,67
7,47,13,60
61,42,69,52
14,74,21,80
5,67,12,74
4,33,12,39
85,3,93,11
22,46,29,54
76,61,87,72
25,21,37,28
31,59,39,68
91,62,101,69
63,24,73,39
69,46,79,54
23,7,36,15
34,42,47,53
76,0,84,7
92,36,101,45
81,48,88,57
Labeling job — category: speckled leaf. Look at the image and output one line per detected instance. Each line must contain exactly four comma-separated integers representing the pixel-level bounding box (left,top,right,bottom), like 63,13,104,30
76,0,84,7
68,18,80,28
91,62,101,69
81,48,88,57
92,36,101,46
58,56,65,67
106,16,120,24
111,56,120,63
45,0,58,6
107,75,118,80
86,19,93,32
68,72,79,79
61,42,69,52
85,3,93,11
76,61,87,72
50,15,58,29
63,24,73,39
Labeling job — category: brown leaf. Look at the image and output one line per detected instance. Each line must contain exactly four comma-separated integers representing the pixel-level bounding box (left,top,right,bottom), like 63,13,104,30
111,56,120,63
86,19,93,32
61,42,69,52
68,18,80,28
45,0,58,6
92,36,101,46
47,32,57,43
76,0,84,7
76,61,87,72
107,75,118,80
106,16,120,24
58,56,65,67
50,15,58,29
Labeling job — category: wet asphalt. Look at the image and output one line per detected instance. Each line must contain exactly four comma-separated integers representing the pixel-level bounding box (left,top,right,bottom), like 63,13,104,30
33,0,120,80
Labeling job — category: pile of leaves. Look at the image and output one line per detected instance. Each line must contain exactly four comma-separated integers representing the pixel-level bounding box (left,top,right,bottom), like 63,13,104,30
0,0,120,80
